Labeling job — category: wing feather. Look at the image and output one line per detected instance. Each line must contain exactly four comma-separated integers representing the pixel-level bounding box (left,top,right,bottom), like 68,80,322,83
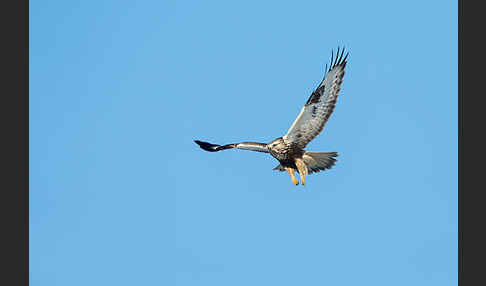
195,140,269,153
283,48,348,149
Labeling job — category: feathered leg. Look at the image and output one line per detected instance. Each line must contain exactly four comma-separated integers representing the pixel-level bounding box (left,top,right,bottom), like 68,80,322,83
295,158,308,185
285,167,299,186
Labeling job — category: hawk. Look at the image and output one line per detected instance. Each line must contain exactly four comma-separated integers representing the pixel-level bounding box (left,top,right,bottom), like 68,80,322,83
195,47,348,186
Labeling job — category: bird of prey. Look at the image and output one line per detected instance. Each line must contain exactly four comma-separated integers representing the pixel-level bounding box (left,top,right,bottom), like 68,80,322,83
195,47,348,186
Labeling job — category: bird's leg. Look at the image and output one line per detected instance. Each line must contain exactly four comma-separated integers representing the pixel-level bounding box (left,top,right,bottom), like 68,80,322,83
285,167,299,186
295,158,308,186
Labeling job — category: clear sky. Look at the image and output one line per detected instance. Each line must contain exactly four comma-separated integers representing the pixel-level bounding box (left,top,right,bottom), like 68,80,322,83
30,1,457,285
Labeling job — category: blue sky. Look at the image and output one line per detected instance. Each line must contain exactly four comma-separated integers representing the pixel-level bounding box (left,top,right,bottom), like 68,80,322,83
30,0,457,285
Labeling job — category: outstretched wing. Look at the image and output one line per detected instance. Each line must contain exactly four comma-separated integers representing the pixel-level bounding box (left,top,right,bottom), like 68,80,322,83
283,47,348,149
194,140,269,153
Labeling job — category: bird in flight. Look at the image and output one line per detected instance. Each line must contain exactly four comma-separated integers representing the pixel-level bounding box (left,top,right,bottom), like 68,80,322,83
195,47,348,186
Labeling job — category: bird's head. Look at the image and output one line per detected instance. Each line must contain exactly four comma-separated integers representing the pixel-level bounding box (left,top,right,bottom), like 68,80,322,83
267,137,284,151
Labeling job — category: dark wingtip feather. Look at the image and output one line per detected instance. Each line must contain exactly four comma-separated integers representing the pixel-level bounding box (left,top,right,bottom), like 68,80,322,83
335,46,340,67
337,47,345,65
343,52,349,63
329,49,334,71
321,47,349,81
329,46,349,69
194,140,220,152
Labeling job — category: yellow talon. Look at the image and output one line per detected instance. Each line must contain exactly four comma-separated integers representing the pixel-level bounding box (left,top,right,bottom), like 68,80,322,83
286,167,299,186
292,178,299,186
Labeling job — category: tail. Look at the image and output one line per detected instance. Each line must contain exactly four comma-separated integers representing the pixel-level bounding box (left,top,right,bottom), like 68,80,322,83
303,152,338,174
273,151,338,174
